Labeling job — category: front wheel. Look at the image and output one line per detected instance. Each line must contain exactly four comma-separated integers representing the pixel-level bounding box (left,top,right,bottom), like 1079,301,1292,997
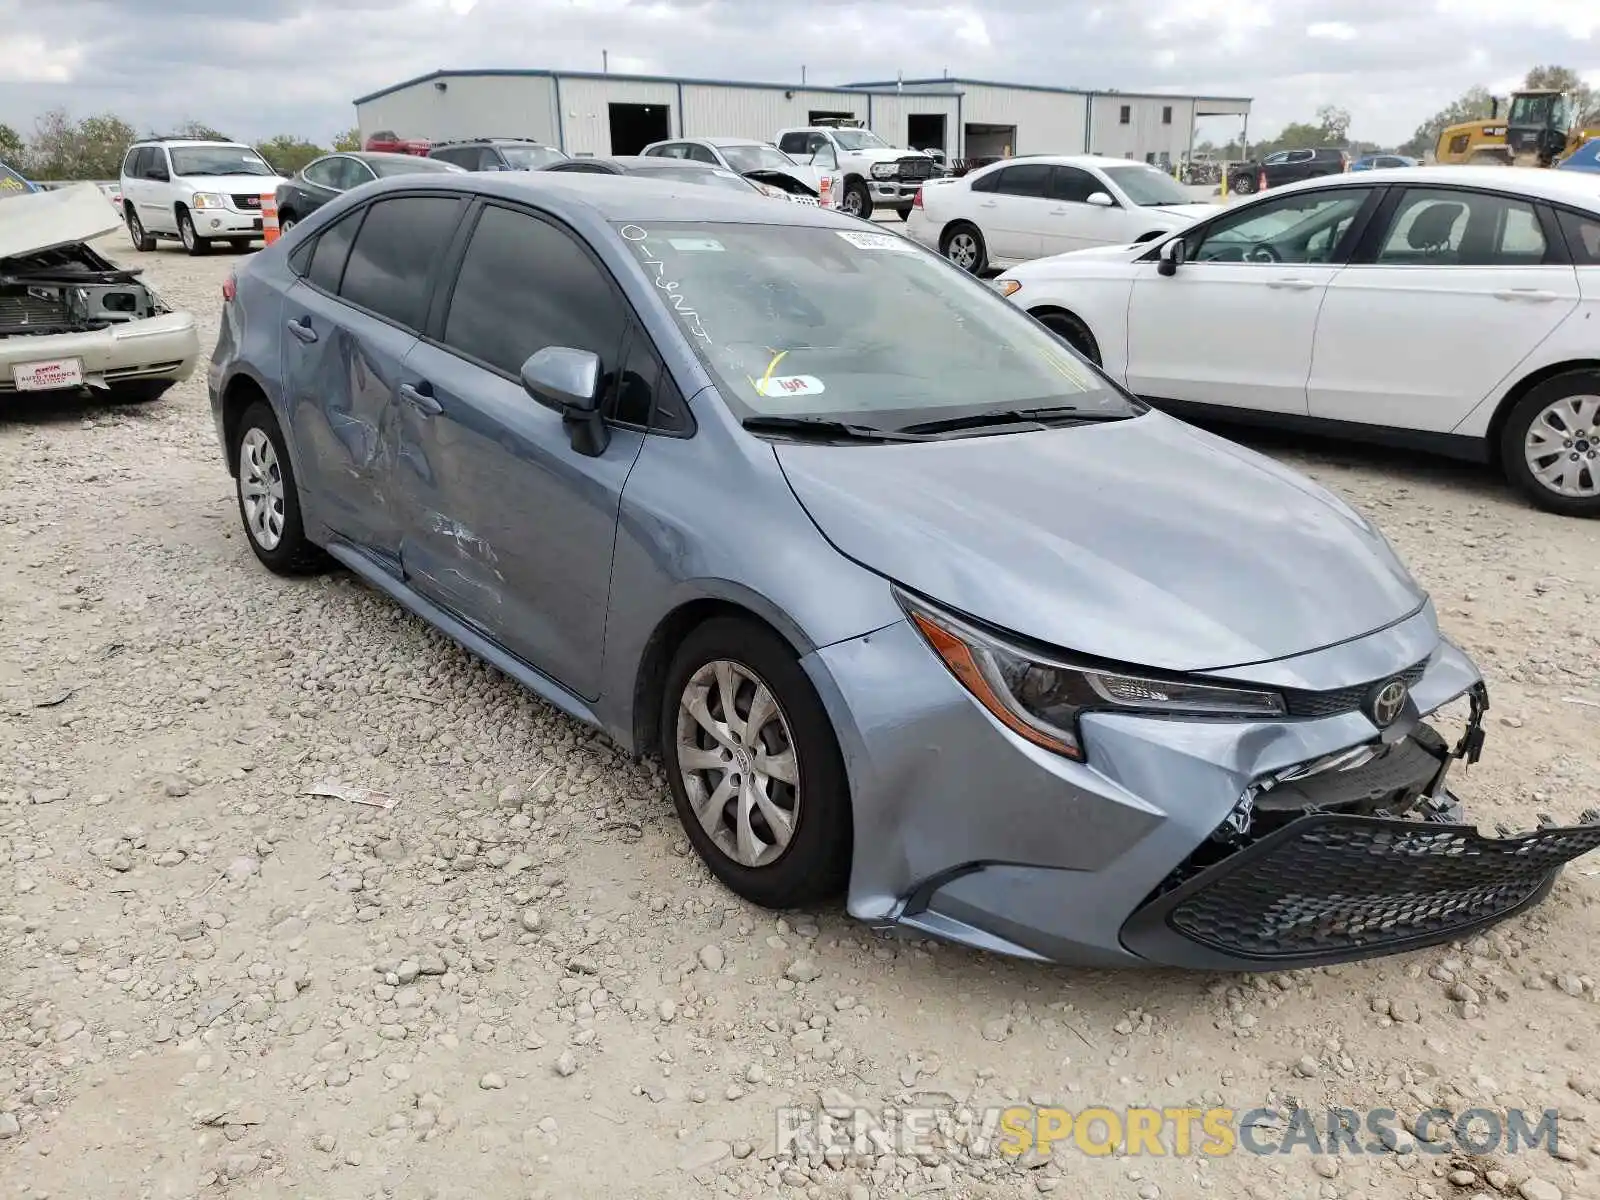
1034,308,1101,366
1501,371,1600,517
233,401,325,573
660,618,851,909
177,209,209,256
279,213,298,236
840,181,871,220
941,222,988,274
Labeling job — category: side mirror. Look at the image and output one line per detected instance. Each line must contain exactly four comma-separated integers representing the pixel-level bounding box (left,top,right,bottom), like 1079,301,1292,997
1157,237,1186,277
520,347,608,456
1087,191,1115,207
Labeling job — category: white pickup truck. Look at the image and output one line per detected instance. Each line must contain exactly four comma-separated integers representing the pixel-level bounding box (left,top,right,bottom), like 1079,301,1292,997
774,124,938,221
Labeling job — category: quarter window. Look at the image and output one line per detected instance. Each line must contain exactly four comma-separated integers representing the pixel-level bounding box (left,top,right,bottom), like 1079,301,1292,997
1558,208,1600,265
442,205,627,382
307,209,362,292
339,196,462,328
1375,189,1549,266
1188,189,1369,265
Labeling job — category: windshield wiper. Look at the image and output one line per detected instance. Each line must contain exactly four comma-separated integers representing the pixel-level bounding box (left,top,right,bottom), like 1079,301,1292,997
898,406,1125,436
741,415,929,443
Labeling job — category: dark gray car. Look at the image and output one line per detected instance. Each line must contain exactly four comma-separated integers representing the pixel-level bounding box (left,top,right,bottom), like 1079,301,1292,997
207,171,1600,970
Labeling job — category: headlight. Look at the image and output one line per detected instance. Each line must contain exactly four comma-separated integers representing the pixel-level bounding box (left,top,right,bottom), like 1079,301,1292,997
995,278,1021,296
191,192,227,209
896,589,1286,761
870,162,897,180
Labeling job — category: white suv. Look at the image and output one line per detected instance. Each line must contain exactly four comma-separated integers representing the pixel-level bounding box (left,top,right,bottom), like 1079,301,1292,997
119,139,286,255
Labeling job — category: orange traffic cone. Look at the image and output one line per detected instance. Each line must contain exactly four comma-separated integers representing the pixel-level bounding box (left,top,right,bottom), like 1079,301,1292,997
818,176,832,208
261,193,279,245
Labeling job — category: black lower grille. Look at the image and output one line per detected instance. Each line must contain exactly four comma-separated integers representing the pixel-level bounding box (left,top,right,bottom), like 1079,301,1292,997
1281,659,1429,719
1122,812,1600,968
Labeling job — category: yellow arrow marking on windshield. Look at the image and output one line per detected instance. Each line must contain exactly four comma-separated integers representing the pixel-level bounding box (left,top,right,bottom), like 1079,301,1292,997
752,349,789,396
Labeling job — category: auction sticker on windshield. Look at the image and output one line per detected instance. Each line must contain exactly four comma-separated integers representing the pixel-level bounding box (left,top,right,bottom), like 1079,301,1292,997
835,230,915,252
13,357,84,392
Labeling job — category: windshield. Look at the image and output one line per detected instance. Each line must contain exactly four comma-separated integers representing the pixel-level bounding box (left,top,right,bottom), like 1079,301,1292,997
721,144,799,173
1509,93,1556,127
1101,165,1193,206
639,165,758,192
170,145,275,177
0,159,32,196
832,129,889,151
612,221,1136,430
500,145,567,168
370,156,461,177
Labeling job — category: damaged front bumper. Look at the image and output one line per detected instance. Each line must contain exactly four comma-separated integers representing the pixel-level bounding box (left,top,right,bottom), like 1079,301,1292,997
806,612,1600,970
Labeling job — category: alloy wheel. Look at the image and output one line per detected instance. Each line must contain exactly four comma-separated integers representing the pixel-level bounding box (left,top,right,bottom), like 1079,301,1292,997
239,428,287,550
674,659,801,869
841,189,864,217
128,213,144,247
947,232,978,270
180,215,196,251
1524,393,1600,498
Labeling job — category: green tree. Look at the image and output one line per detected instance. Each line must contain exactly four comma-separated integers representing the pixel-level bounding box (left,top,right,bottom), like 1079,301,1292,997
1398,84,1495,158
0,122,26,169
175,119,230,141
332,127,361,152
254,134,327,175
1524,64,1596,123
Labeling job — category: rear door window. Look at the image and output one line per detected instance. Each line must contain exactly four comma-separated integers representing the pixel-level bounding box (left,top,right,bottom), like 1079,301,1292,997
992,164,1051,197
1375,188,1551,266
338,195,462,329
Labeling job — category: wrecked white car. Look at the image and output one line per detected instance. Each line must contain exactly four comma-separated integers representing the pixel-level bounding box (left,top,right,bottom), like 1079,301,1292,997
2,183,199,401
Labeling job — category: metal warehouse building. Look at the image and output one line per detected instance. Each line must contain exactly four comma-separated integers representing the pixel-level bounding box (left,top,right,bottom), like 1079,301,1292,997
352,69,1251,165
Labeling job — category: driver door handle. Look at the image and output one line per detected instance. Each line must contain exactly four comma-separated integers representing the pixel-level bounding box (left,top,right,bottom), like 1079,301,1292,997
1492,288,1560,302
1266,278,1317,290
399,381,442,415
286,316,317,344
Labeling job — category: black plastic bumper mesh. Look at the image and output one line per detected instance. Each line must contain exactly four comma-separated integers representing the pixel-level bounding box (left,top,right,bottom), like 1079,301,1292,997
1122,812,1600,968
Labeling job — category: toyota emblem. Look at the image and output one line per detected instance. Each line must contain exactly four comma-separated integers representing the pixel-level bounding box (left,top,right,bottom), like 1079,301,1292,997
1368,678,1409,727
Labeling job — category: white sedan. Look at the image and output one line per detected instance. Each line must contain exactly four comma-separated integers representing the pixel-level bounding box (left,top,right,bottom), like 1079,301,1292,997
640,137,844,207
995,165,1600,516
906,154,1217,273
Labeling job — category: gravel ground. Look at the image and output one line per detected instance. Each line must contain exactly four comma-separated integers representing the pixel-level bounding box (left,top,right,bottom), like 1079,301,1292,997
2,231,1599,1200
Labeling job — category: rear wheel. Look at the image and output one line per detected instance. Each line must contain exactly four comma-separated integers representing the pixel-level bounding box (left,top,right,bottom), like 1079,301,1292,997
1033,308,1101,366
233,401,325,573
941,222,988,274
126,207,156,252
660,618,851,910
1501,371,1600,517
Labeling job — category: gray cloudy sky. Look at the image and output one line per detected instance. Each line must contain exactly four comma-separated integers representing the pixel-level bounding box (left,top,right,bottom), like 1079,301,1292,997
0,0,1596,147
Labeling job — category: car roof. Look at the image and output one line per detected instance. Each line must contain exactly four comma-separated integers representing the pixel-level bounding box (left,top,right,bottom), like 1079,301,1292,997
136,139,248,148
345,151,455,165
342,169,857,227
1269,164,1600,209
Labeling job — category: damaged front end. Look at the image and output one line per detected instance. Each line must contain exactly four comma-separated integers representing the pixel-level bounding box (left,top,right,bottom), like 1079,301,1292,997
1122,684,1600,968
1,241,169,338
742,169,823,206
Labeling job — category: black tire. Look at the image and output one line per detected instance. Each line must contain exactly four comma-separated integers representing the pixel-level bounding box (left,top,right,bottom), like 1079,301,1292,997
233,400,325,574
659,617,851,909
279,213,298,236
108,379,175,404
841,180,872,220
126,207,156,252
1499,370,1600,517
1033,308,1101,366
940,221,988,274
894,206,913,222
177,208,209,256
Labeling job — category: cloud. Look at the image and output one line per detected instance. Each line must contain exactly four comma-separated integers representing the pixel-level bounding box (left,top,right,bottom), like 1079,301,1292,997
0,0,1595,148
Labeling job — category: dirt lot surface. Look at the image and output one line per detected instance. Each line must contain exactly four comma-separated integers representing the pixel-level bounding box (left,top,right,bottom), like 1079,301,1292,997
2,230,1599,1200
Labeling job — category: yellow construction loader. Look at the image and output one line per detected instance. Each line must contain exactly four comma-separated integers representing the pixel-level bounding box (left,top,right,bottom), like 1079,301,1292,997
1435,89,1600,167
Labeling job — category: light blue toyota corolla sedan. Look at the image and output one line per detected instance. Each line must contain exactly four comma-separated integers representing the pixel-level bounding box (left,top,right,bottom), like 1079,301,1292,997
209,171,1600,970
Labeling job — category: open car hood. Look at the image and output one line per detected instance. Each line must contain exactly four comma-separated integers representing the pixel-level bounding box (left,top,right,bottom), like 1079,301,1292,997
742,168,819,196
0,183,119,261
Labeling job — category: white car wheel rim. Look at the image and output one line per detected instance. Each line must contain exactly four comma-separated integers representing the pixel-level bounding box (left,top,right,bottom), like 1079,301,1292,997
1525,394,1600,498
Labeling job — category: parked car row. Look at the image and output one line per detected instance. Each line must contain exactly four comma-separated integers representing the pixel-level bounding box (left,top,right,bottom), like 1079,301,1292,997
205,165,1600,976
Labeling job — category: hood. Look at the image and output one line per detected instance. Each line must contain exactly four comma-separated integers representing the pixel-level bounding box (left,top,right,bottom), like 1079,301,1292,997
0,183,119,260
853,147,926,163
174,173,286,193
1014,242,1151,269
744,168,820,196
773,409,1424,672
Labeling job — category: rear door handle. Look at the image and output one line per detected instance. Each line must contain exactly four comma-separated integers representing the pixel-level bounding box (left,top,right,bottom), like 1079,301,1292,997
399,381,442,415
1266,278,1317,290
286,316,317,344
1492,288,1560,302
